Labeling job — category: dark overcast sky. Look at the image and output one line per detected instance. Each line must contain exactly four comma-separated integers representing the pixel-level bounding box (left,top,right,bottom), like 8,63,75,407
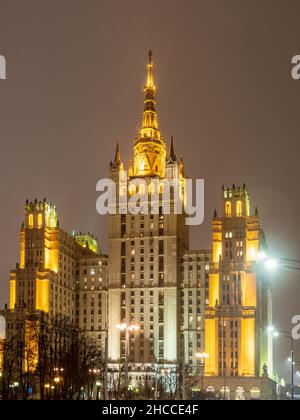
0,0,300,382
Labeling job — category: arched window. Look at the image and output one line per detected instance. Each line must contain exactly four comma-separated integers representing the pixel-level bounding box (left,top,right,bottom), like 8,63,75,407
236,200,242,217
28,214,34,228
149,183,155,195
250,387,260,400
235,386,245,400
206,386,215,394
220,386,230,400
225,201,231,217
37,213,43,229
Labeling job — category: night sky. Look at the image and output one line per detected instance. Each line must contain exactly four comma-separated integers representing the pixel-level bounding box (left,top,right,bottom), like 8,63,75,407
0,0,299,382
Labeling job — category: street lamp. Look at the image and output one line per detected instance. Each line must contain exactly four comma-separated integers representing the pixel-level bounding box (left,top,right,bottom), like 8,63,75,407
269,326,295,400
265,258,279,271
262,255,300,401
258,254,300,273
116,323,139,399
195,352,209,392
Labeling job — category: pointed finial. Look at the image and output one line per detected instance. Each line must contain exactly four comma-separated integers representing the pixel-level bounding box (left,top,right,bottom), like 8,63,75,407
114,142,121,165
145,50,155,90
213,209,218,219
168,136,177,162
255,206,259,216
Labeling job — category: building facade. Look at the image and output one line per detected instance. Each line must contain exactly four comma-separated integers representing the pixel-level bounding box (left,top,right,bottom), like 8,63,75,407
1,52,275,399
3,199,108,352
107,51,191,373
205,185,272,378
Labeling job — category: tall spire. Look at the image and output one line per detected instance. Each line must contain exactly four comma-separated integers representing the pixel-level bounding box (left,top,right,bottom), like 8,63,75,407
145,49,155,90
141,50,159,132
133,51,166,178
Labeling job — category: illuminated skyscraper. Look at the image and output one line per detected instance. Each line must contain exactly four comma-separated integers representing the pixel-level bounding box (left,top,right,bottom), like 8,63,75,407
204,185,274,399
107,51,191,374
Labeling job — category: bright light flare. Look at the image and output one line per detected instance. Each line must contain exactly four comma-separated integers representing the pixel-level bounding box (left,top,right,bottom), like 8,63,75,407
265,258,279,271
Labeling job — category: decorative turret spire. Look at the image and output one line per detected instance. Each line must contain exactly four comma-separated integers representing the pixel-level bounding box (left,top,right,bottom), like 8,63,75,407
114,142,121,165
111,142,122,169
168,136,177,162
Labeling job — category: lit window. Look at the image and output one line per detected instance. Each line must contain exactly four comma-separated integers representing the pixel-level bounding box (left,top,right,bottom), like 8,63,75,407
225,201,231,217
149,183,155,194
236,201,242,217
28,214,34,228
37,213,43,228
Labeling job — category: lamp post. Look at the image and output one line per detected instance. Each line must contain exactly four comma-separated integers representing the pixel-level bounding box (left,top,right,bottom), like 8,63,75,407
269,326,295,400
260,253,300,401
195,352,209,392
116,323,139,399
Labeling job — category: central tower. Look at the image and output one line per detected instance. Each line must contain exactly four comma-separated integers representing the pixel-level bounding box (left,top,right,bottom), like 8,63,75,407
107,52,189,376
133,50,166,178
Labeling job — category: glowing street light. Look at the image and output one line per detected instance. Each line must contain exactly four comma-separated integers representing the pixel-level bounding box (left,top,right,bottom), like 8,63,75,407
265,258,279,271
196,352,209,391
257,251,267,261
268,326,295,400
116,322,139,399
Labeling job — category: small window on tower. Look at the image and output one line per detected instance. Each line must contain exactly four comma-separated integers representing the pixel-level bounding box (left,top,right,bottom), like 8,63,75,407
236,201,242,217
28,214,34,228
225,201,231,217
37,213,43,228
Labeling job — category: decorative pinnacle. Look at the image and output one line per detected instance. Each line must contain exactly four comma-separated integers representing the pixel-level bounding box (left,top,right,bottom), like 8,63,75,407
168,136,177,162
145,49,155,90
114,142,121,165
